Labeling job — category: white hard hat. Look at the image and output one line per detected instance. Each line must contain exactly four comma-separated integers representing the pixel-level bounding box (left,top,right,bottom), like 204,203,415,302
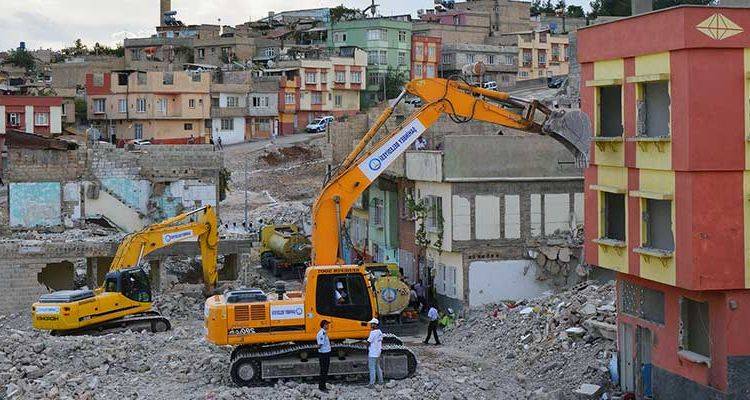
368,318,379,325
336,282,344,289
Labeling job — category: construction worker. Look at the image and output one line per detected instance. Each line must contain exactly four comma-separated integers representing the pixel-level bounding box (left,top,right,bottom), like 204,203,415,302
316,320,331,392
423,304,441,345
367,318,384,387
334,281,349,304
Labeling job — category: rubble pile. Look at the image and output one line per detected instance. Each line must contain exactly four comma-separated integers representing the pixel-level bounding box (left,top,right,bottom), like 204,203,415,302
259,145,322,166
152,285,206,320
446,281,617,398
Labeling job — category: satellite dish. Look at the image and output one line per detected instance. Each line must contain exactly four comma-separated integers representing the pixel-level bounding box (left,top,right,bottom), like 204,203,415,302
267,60,275,68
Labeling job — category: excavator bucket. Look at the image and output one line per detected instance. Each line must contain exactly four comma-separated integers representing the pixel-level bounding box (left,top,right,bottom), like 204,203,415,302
542,109,592,168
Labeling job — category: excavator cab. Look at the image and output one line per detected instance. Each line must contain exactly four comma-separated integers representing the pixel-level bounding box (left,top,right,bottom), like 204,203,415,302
102,267,152,303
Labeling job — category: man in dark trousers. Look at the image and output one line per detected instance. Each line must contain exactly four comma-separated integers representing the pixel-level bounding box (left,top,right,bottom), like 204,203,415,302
423,304,441,345
316,320,331,392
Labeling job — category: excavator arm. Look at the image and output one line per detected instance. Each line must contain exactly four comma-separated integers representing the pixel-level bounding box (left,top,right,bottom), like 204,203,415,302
109,205,220,291
311,77,590,265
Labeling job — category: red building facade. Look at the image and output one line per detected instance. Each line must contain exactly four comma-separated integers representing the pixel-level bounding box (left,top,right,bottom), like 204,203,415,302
411,35,441,80
580,6,750,399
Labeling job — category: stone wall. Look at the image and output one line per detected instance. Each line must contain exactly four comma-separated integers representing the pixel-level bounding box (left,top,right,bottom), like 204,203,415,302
0,263,46,315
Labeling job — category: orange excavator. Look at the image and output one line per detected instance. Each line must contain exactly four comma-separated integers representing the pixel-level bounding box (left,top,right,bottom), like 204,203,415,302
204,77,590,386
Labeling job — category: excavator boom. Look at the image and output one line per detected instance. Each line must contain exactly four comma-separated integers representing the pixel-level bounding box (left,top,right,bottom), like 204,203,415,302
312,77,591,265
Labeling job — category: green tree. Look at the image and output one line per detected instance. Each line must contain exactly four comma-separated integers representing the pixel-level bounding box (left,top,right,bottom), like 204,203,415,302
653,0,714,9
330,5,360,23
567,4,585,17
555,0,567,13
588,0,630,17
530,0,543,15
384,67,407,100
542,0,556,13
4,48,36,71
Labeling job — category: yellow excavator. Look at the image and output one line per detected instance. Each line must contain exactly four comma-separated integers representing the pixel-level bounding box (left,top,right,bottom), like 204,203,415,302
204,77,590,386
32,205,219,335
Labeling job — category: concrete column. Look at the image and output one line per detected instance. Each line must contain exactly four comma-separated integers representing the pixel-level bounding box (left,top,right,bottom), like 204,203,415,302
149,259,162,293
631,0,653,15
219,253,239,281
87,257,113,288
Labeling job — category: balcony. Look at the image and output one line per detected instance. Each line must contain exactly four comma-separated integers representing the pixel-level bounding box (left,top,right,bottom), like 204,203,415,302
211,107,247,118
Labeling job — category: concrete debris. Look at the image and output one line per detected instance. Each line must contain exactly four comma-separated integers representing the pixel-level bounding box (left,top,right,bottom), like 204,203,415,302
445,281,617,397
574,383,603,398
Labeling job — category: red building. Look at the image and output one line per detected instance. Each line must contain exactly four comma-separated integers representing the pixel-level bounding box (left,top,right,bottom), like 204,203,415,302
411,35,441,80
580,6,750,399
0,96,63,137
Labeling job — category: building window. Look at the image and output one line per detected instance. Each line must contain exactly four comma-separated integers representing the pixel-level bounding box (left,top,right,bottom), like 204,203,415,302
413,44,423,59
643,199,674,251
424,195,443,233
285,92,295,104
620,280,665,324
350,71,361,83
221,118,234,130
426,65,435,78
34,112,49,126
538,51,547,65
156,98,167,114
398,30,407,42
311,92,323,105
117,73,128,86
131,49,142,61
137,72,147,85
539,32,547,43
428,45,436,60
197,48,205,59
602,192,626,241
466,53,475,63
598,86,623,137
93,73,104,87
367,51,378,65
252,96,269,107
184,123,193,130
488,54,495,64
638,81,671,137
227,96,239,107
134,123,143,139
504,54,514,65
335,71,346,83
367,29,386,41
442,53,453,64
163,72,174,85
320,70,327,84
519,71,529,78
136,98,146,113
379,50,387,65
333,31,347,43
523,49,532,66
211,97,220,108
189,99,195,108
453,15,461,25
305,71,317,84
398,51,407,66
335,94,343,108
413,64,422,78
680,298,710,359
371,198,384,227
93,99,106,114
191,73,201,82
8,112,19,126
264,47,276,58
118,99,127,113
551,44,560,60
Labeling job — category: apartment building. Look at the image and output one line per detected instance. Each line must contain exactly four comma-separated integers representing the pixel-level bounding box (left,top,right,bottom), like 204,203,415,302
404,135,583,311
580,6,750,398
85,71,210,144
504,28,569,80
246,77,280,140
411,35,441,80
124,37,195,71
266,48,367,135
210,83,248,145
413,10,490,46
328,18,412,104
454,0,531,34
440,43,518,87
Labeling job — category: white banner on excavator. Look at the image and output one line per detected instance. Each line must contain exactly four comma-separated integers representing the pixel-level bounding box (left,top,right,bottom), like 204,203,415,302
357,118,427,182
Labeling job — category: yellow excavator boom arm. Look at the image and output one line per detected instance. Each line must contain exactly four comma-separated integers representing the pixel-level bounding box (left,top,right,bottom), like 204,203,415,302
109,205,220,290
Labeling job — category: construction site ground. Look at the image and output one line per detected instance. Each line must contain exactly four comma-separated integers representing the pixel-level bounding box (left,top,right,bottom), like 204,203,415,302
2,133,617,400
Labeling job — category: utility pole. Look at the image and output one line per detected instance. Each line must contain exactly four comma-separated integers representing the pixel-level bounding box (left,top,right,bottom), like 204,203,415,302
243,158,248,231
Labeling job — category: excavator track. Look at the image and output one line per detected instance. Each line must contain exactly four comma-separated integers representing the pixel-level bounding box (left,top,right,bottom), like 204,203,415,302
50,311,171,336
229,340,417,387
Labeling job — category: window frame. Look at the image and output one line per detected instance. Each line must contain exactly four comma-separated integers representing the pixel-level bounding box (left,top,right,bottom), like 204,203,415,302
34,112,49,126
136,98,146,113
93,99,106,114
118,99,127,113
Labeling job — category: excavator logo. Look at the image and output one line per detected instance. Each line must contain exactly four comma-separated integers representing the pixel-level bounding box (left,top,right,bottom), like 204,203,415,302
368,158,382,171
163,229,194,244
381,288,398,304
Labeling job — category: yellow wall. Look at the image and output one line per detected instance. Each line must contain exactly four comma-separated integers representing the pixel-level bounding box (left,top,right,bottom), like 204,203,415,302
634,52,669,76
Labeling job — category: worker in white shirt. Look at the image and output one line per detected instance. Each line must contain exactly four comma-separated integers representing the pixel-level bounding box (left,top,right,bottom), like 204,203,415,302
316,320,331,392
423,304,441,345
366,318,384,387
334,281,349,304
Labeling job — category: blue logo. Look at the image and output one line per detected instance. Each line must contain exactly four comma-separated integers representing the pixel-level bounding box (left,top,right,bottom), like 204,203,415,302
369,158,382,171
381,288,398,304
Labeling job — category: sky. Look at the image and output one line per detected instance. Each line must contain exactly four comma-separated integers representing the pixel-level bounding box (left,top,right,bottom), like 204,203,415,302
0,0,591,51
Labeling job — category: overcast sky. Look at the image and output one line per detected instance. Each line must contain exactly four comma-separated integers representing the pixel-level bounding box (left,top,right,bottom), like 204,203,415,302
0,0,591,51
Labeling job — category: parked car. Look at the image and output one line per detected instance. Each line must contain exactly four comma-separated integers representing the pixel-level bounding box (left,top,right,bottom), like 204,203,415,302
404,97,423,107
548,76,566,89
305,116,334,133
482,81,498,91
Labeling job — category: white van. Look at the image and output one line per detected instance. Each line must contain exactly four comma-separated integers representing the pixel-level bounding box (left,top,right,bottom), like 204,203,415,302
483,81,498,91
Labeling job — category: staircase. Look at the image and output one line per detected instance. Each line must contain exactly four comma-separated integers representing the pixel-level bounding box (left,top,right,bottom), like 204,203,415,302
84,182,147,233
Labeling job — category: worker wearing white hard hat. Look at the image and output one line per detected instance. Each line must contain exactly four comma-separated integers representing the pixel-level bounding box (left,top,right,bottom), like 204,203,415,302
366,317,384,387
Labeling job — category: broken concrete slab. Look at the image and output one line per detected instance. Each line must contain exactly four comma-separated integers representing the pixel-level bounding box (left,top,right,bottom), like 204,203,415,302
584,319,617,341
573,383,602,398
